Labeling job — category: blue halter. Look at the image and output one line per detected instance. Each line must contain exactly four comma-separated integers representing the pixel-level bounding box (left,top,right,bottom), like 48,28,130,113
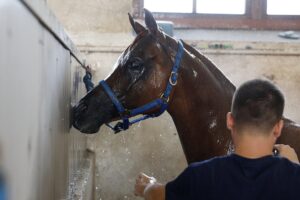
100,40,184,133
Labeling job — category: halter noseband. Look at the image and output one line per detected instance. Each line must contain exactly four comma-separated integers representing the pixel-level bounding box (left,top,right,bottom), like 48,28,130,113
100,40,184,133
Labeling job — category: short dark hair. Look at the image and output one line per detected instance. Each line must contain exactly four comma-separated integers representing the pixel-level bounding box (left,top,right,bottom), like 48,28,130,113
231,79,284,133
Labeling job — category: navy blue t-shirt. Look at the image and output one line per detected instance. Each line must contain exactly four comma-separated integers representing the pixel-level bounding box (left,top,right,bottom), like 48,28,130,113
166,154,300,200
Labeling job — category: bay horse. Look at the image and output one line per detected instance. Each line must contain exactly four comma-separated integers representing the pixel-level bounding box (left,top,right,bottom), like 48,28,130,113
73,9,300,164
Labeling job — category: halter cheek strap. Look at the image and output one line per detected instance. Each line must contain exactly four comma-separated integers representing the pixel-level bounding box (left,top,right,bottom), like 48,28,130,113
100,40,184,133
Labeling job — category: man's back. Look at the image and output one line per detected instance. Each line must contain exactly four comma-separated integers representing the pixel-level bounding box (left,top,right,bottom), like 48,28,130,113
134,80,300,200
166,154,300,200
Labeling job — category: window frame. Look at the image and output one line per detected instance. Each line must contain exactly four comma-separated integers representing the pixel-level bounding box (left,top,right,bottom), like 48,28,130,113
132,0,300,30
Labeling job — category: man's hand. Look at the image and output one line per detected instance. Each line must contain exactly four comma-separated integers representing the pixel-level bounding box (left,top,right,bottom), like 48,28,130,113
274,144,299,164
134,173,165,200
134,173,156,197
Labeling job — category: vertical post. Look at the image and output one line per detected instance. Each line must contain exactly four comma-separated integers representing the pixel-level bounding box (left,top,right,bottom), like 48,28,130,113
132,0,143,18
245,0,252,17
250,0,266,20
140,0,144,16
193,0,197,14
262,0,268,17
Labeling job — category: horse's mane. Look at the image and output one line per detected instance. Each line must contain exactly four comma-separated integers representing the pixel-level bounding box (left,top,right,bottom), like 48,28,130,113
132,31,235,92
182,40,236,91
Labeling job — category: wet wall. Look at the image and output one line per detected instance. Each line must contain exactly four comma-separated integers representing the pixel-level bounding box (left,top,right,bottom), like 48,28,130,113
0,0,92,199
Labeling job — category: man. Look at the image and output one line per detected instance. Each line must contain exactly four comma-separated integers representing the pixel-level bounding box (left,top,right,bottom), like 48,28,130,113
134,79,300,200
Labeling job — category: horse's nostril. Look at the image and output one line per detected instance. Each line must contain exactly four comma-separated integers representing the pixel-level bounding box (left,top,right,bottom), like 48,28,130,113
82,104,88,111
73,120,80,129
77,103,88,113
73,103,88,120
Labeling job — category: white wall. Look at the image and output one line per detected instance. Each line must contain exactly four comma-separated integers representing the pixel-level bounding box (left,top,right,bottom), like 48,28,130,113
0,0,89,199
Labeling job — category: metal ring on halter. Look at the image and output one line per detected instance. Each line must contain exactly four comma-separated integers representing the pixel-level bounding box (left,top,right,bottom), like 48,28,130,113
160,93,170,103
121,109,131,118
169,72,178,86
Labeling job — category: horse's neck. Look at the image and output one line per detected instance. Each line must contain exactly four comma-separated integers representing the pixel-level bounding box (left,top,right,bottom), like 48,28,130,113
168,48,235,164
183,41,236,93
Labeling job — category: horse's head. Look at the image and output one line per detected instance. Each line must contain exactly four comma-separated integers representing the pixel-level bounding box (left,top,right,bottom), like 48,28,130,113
73,10,181,133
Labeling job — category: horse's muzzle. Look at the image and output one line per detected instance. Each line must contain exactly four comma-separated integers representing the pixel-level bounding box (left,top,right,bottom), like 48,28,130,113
72,103,100,134
72,118,100,134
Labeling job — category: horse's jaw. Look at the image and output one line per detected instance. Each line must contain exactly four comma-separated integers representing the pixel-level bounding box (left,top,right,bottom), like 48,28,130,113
73,123,100,134
72,104,109,134
73,118,103,134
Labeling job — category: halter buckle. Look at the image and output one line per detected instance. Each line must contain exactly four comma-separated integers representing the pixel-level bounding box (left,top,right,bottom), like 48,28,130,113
121,109,131,118
169,72,178,86
160,93,170,103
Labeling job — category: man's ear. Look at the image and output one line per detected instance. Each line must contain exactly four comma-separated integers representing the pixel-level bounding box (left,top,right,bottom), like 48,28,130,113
273,119,284,139
226,112,234,131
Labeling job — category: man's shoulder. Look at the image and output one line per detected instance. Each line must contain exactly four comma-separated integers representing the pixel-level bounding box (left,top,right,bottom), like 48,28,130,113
188,154,300,174
188,155,230,170
276,156,300,173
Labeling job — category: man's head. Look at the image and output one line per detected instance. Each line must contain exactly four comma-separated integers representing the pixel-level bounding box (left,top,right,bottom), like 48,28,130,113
227,79,284,138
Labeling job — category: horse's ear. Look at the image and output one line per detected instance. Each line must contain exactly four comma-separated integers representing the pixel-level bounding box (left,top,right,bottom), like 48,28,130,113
128,13,146,35
144,8,158,35
135,21,146,34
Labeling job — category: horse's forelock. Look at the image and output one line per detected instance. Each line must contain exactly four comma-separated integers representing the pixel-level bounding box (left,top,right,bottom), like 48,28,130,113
130,29,166,51
130,31,148,49
126,30,181,68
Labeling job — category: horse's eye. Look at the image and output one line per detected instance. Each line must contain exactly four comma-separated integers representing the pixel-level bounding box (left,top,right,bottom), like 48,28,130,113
128,58,144,71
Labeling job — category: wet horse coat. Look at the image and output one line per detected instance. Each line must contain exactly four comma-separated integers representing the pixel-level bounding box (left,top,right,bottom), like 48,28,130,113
73,10,300,164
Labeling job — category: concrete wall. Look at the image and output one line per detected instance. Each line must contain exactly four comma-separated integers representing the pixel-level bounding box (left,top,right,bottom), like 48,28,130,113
0,0,92,199
47,0,133,47
209,53,300,123
48,0,132,33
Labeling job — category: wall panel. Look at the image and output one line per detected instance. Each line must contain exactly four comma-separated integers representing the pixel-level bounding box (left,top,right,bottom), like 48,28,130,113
0,0,90,199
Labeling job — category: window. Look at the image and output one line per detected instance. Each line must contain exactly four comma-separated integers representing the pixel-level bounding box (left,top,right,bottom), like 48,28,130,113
267,0,300,15
133,0,300,30
144,0,193,13
144,0,246,14
196,0,246,14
